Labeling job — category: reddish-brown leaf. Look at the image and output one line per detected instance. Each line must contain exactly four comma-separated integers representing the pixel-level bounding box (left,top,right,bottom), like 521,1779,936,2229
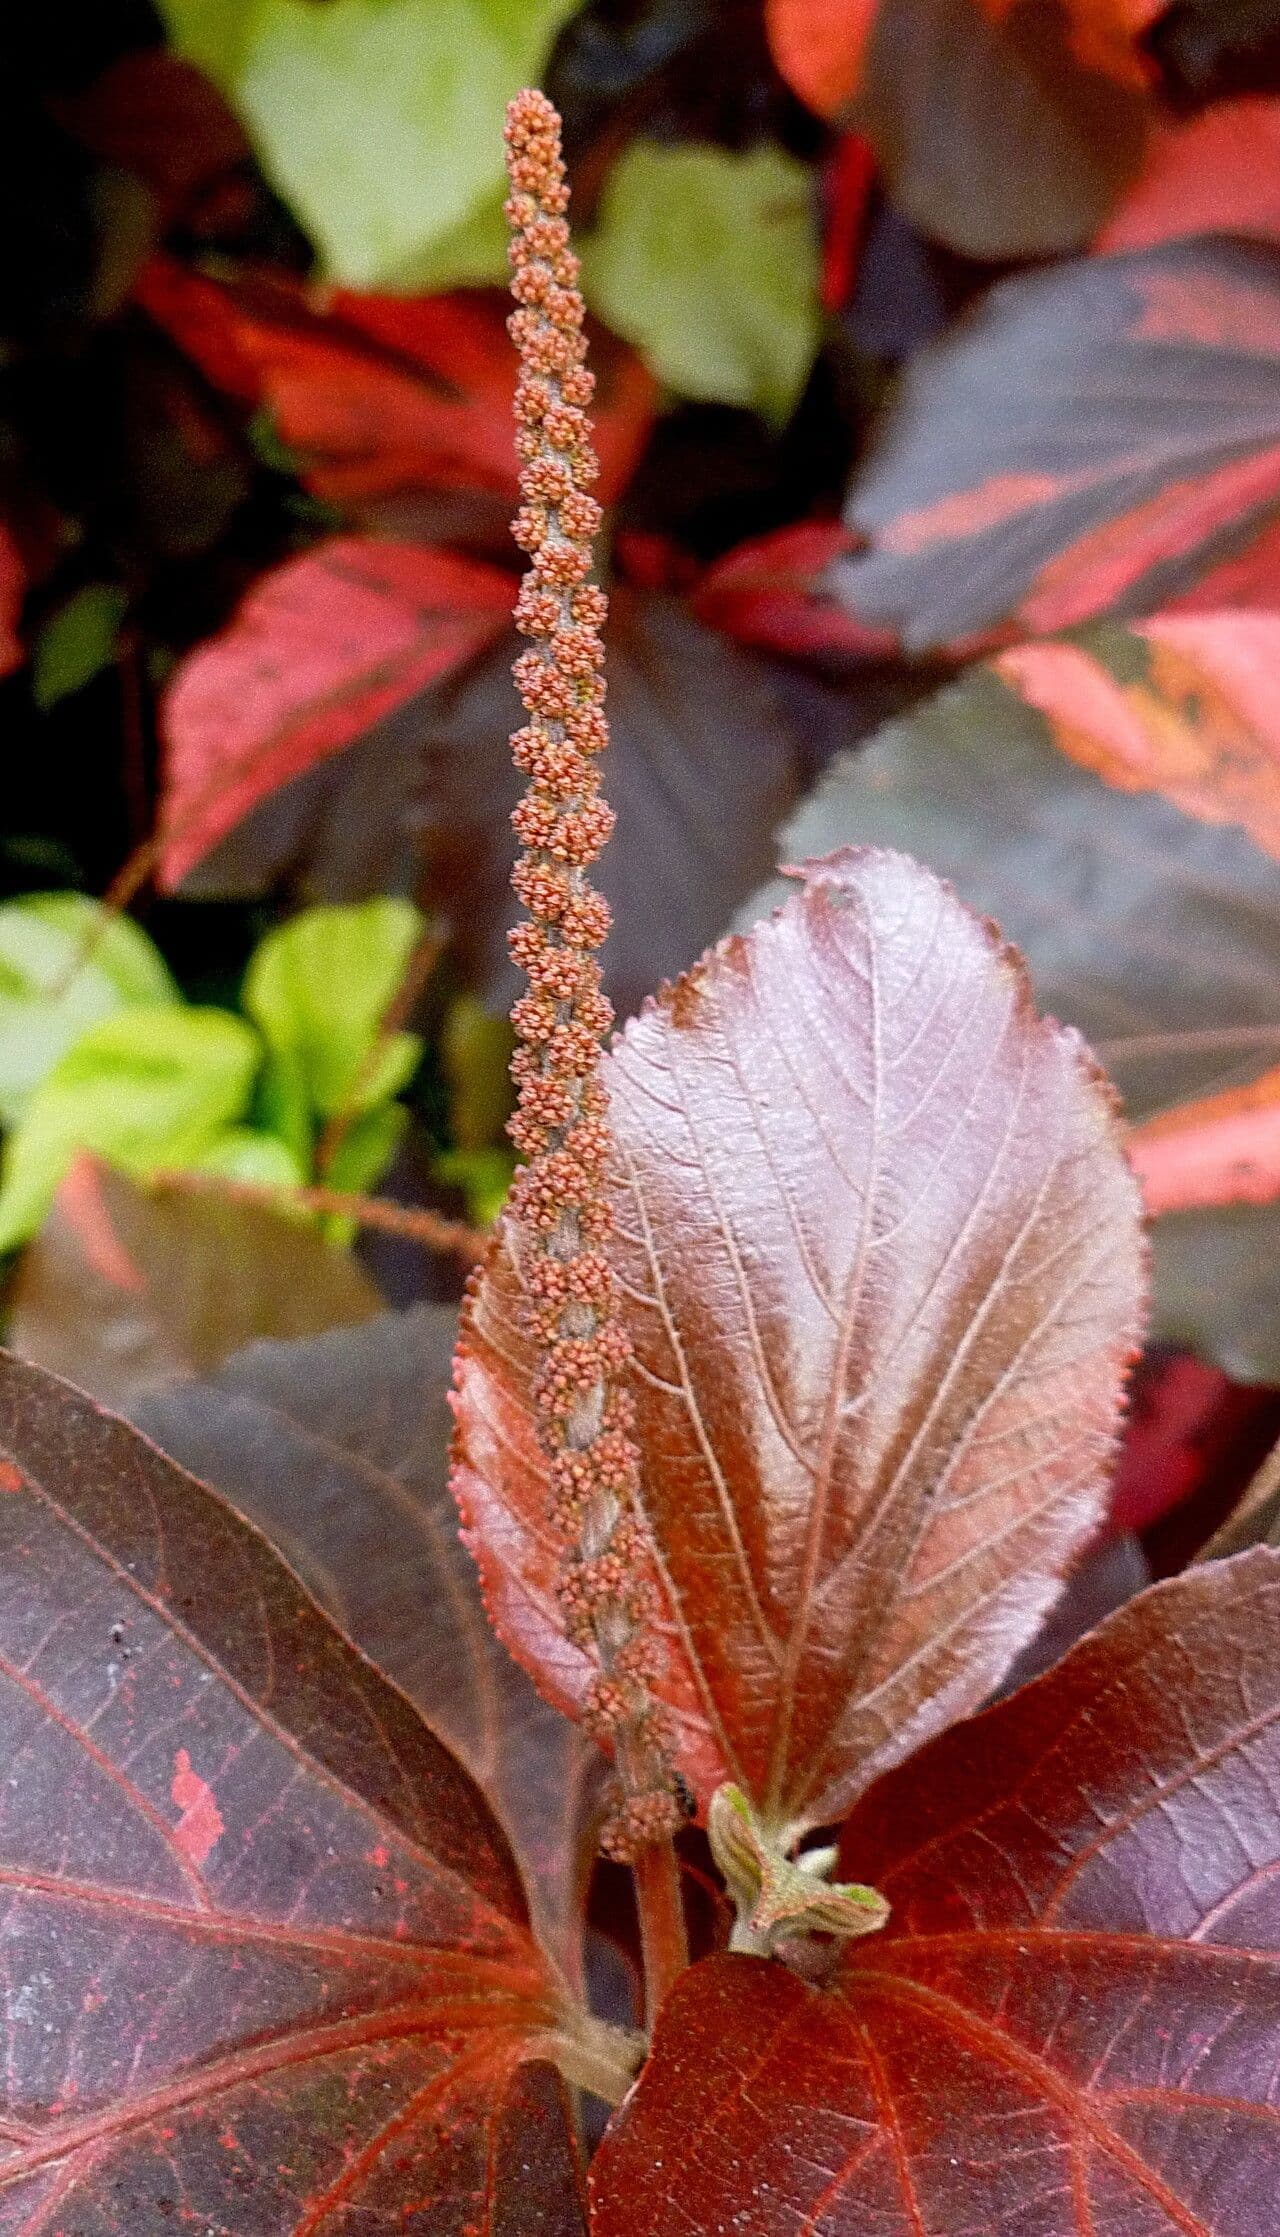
158,535,513,888
772,0,1151,259
453,849,1145,1839
1097,95,1280,255
767,0,1158,115
134,257,656,510
833,237,1280,649
52,52,250,226
593,1550,1280,2236
131,1307,607,1992
1129,1063,1280,1215
9,1157,381,1412
0,1351,592,2233
993,612,1280,862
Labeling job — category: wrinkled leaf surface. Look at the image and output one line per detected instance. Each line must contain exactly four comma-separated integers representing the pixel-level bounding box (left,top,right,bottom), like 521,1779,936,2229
455,849,1144,1836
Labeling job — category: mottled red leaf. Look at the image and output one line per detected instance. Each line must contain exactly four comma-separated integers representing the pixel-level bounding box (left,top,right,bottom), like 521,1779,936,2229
9,1157,380,1412
690,520,899,665
187,589,805,1020
776,0,1149,259
1098,95,1280,254
994,612,1280,861
1130,1062,1280,1214
453,849,1145,1838
593,1550,1280,2236
158,535,513,888
833,237,1280,648
134,257,656,510
131,1307,606,1989
0,1352,595,2232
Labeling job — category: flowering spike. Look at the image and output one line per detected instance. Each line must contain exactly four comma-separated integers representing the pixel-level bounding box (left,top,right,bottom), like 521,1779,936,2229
503,88,680,1863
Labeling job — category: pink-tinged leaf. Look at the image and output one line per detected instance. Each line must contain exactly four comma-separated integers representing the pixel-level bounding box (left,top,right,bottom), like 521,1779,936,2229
158,536,513,889
593,1550,1280,2236
993,612,1280,863
0,1351,592,2232
134,257,656,510
1130,1062,1280,1215
1098,96,1280,255
453,848,1145,1838
690,520,899,665
835,238,1280,649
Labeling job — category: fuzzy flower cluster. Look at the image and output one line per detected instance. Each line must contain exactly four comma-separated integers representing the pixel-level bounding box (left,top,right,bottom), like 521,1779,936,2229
503,89,681,1860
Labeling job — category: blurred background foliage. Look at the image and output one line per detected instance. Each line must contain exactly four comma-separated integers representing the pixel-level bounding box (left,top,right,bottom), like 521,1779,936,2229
4,0,1280,1561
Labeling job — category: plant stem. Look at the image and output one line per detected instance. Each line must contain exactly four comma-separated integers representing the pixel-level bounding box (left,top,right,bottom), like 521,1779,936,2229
633,1835,689,2024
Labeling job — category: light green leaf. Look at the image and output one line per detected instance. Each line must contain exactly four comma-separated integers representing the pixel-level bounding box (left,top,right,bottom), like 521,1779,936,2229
327,1101,410,1200
441,995,513,1151
0,894,180,1126
194,1127,308,1191
221,0,579,289
434,1144,513,1227
154,0,263,82
580,138,820,424
243,900,425,1147
33,587,128,711
0,1007,260,1252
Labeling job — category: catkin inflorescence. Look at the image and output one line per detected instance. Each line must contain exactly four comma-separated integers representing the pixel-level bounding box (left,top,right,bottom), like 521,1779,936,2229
502,89,680,1861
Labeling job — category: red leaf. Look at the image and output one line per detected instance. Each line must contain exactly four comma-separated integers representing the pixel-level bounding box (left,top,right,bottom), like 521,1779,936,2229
766,0,1158,115
690,521,899,664
0,524,23,678
453,850,1145,1837
1099,96,1280,255
158,536,513,889
993,612,1280,862
592,1550,1280,2236
52,52,250,226
134,257,656,510
0,1352,592,2231
835,238,1280,649
765,0,879,116
1130,1061,1280,1214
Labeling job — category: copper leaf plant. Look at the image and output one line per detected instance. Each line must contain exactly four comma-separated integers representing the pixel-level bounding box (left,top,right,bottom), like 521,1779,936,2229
0,89,1278,2237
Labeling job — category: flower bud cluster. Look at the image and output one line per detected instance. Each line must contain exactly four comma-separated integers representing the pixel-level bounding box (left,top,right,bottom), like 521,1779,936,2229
503,89,679,1861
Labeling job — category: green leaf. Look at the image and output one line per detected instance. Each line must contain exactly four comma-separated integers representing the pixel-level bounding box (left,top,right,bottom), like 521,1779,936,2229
433,1145,513,1227
441,995,514,1151
215,0,579,289
243,901,424,1158
193,1127,308,1191
0,894,180,1127
155,0,263,79
580,139,820,424
326,1102,410,1199
32,587,128,711
0,1007,260,1252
